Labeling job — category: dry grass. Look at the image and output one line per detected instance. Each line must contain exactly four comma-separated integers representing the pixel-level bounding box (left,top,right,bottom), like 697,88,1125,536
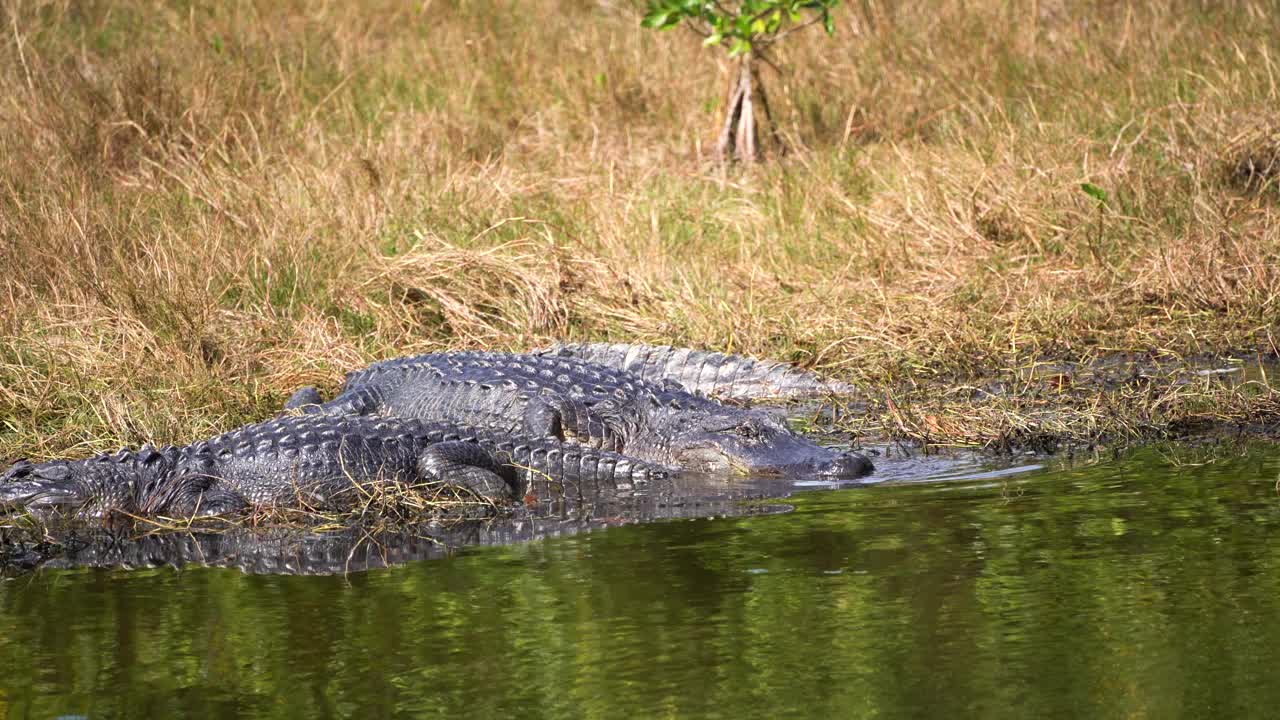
1,0,1278,460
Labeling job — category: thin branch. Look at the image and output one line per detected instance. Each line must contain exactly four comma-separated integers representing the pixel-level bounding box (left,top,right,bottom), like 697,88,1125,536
681,19,713,39
752,47,783,76
757,13,827,48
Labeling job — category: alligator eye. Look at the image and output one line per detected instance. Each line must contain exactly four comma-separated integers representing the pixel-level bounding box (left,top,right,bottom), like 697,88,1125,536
736,424,759,439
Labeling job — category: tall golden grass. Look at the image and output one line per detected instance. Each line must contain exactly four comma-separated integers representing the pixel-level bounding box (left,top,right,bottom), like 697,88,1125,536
1,0,1278,457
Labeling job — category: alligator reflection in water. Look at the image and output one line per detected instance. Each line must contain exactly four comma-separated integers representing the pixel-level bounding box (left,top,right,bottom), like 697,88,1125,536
1,445,1043,576
2,473,798,576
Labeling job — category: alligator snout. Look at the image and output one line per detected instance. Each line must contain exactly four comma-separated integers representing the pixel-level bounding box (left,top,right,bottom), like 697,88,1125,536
0,461,33,508
1,480,53,509
0,461,84,511
812,451,874,479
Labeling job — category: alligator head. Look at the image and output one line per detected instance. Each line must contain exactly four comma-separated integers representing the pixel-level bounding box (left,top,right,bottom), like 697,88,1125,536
0,460,89,510
1,448,178,517
645,408,873,480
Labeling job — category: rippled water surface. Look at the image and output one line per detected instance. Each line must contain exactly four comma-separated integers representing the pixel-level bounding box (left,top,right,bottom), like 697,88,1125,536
4,443,1280,719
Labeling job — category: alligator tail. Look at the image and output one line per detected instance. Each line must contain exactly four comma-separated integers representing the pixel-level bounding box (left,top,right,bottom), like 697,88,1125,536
539,342,858,401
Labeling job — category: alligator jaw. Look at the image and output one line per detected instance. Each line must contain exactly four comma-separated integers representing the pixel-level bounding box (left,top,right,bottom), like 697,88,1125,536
0,479,83,510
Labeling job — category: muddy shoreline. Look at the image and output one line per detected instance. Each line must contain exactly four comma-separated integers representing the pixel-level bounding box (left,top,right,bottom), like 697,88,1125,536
815,352,1280,455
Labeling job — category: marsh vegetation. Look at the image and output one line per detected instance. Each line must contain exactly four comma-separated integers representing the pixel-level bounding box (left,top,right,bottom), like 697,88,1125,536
1,1,1278,461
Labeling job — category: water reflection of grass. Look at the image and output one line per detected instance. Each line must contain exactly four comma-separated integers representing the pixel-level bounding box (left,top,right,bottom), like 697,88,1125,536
1,2,1278,460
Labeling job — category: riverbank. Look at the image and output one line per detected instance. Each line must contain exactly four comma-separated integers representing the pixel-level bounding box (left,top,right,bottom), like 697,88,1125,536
824,355,1280,453
1,1,1277,460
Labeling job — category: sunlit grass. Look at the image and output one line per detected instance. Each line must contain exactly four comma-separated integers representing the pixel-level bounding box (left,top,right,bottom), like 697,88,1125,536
1,1,1278,458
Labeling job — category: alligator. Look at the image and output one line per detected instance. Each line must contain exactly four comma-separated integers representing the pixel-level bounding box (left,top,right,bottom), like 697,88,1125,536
538,342,860,402
284,349,873,480
0,414,671,519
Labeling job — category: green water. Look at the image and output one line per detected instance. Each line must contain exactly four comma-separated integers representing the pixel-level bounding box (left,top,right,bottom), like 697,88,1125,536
3,443,1280,719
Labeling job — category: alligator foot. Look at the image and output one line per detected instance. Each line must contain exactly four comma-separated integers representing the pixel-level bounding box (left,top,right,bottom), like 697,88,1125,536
417,441,516,504
166,487,251,519
284,386,324,410
522,393,623,452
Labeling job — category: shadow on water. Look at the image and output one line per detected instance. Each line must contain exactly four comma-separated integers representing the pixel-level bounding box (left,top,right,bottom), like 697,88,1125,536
2,440,1280,718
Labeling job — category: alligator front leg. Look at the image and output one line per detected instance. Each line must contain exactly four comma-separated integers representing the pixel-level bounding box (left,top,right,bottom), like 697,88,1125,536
159,485,250,519
417,441,517,503
139,471,250,519
522,392,624,452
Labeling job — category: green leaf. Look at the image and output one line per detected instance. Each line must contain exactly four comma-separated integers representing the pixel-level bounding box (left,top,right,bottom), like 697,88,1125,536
641,11,670,28
766,9,783,33
642,0,839,46
1080,183,1109,203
